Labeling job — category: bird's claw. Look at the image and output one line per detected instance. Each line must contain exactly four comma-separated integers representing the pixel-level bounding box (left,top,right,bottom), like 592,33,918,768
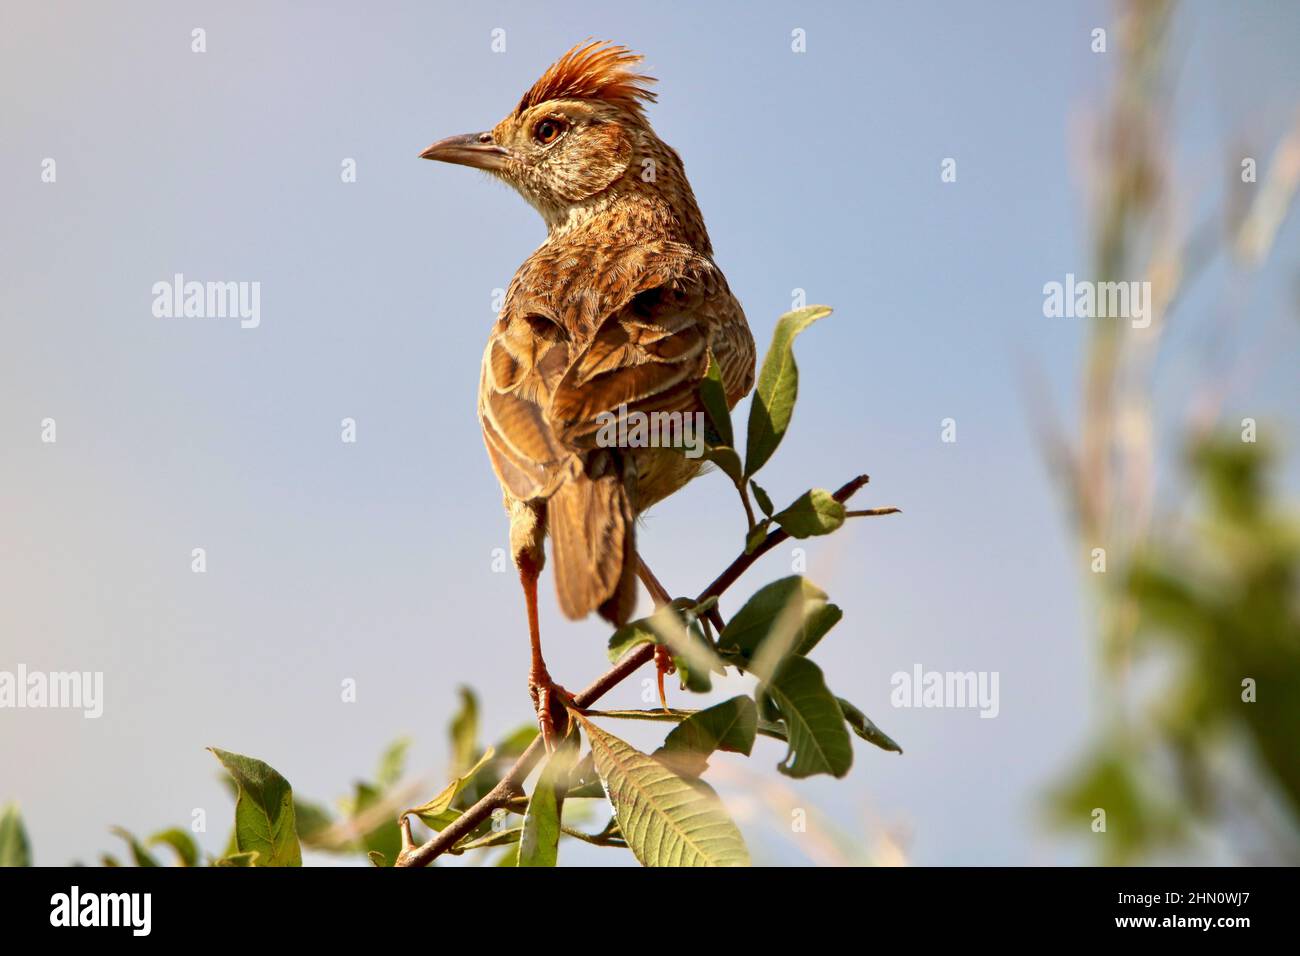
529,672,573,753
653,644,676,712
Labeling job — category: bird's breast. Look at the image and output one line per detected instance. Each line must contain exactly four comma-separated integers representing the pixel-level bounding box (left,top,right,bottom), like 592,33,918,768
628,447,707,513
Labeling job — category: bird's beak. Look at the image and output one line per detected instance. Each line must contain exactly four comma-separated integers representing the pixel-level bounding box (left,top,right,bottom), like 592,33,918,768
418,132,510,171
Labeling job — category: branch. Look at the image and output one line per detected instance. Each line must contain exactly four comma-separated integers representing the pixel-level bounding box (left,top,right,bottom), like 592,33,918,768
560,823,627,848
394,473,875,867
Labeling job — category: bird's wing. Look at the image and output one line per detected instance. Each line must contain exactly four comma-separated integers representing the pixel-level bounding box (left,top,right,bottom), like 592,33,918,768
547,258,749,449
478,307,573,503
479,250,751,627
708,293,757,407
476,241,686,502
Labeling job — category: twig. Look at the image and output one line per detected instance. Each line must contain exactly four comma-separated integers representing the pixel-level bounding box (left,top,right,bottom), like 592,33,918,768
737,482,758,533
312,777,429,854
394,473,875,867
560,823,627,848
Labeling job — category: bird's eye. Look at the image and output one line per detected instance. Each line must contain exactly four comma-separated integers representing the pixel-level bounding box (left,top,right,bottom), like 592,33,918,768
534,119,565,145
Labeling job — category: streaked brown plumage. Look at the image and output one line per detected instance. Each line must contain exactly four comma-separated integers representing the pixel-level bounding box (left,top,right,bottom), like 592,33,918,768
421,41,754,745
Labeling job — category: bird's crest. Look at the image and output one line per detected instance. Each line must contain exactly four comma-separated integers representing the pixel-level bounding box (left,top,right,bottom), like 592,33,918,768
516,40,657,119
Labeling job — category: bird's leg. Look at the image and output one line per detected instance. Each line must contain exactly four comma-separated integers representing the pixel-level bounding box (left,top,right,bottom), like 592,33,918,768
518,552,569,751
650,646,676,712
636,555,673,607
635,556,677,711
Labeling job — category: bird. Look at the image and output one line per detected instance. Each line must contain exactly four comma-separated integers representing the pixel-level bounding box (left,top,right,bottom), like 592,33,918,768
419,40,754,749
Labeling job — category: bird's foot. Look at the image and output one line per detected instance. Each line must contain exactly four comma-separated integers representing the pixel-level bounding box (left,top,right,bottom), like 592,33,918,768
653,644,676,712
528,668,573,753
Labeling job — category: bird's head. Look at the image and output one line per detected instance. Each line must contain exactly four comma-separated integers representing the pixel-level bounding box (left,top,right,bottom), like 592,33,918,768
421,41,701,238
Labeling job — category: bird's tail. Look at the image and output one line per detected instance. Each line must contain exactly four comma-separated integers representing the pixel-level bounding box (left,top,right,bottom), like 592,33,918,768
548,452,638,626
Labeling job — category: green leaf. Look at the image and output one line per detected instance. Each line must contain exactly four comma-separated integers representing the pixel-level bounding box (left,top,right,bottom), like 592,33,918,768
607,603,724,693
293,798,334,846
215,851,259,867
581,708,696,724
207,748,302,867
517,738,578,867
376,736,411,789
654,696,758,777
1046,749,1187,865
110,828,161,868
494,847,519,867
404,747,495,830
492,724,539,759
456,826,523,853
565,779,606,800
451,722,535,811
576,715,750,867
0,802,32,867
702,445,744,486
562,818,627,848
448,687,480,773
700,351,734,449
221,825,239,859
565,752,608,798
745,519,771,554
750,481,775,518
718,576,841,672
836,697,903,754
148,828,199,867
414,807,463,832
353,781,402,863
754,715,791,742
607,614,659,663
772,488,846,538
673,637,720,694
744,305,832,477
762,657,853,779
797,603,844,657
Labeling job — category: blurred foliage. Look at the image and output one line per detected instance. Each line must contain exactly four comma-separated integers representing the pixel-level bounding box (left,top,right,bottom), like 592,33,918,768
1051,436,1300,862
1041,0,1300,864
0,803,32,867
1131,439,1300,818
